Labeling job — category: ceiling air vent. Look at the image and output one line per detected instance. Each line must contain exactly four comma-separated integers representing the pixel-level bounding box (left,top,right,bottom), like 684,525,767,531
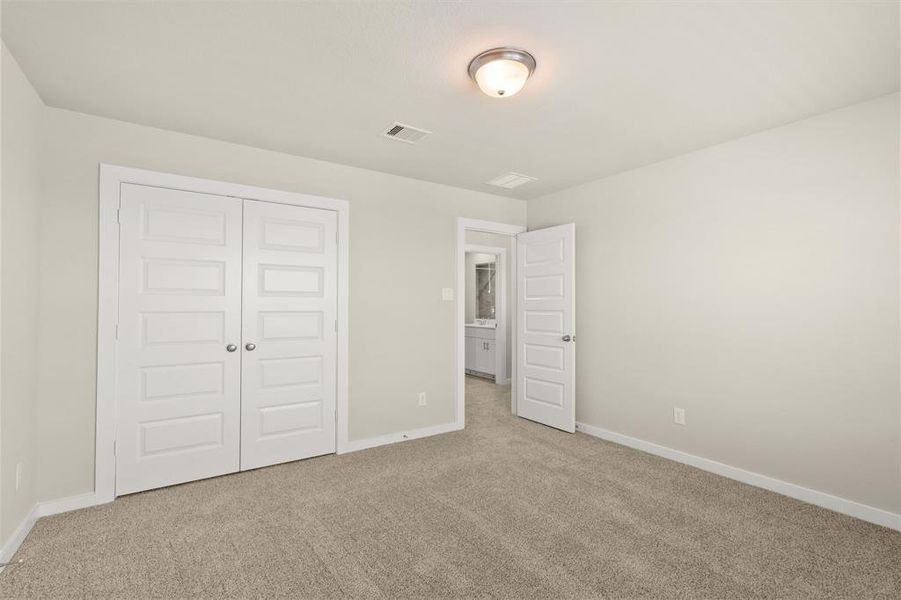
382,122,431,144
486,172,538,189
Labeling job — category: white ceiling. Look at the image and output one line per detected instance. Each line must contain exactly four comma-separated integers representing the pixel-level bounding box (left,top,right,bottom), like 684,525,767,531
3,1,898,199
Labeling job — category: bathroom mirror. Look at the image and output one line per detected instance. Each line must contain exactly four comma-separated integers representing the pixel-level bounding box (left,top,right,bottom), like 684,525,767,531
465,251,497,325
475,261,496,319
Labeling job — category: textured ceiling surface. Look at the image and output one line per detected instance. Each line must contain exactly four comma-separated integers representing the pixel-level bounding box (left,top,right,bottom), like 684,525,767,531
3,1,898,198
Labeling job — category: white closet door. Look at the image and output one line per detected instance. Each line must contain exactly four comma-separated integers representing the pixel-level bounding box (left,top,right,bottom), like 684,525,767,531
516,224,576,432
116,184,243,495
240,200,337,470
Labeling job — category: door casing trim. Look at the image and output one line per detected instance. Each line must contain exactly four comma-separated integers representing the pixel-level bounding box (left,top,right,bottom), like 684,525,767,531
97,164,350,502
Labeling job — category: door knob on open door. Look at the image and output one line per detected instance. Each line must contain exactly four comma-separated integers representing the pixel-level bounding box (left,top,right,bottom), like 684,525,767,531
245,343,257,351
562,335,572,342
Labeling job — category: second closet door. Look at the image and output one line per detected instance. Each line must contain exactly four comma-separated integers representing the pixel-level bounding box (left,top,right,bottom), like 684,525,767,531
240,200,338,470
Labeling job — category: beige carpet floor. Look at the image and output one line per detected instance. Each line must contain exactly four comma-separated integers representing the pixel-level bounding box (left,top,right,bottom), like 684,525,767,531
2,376,899,599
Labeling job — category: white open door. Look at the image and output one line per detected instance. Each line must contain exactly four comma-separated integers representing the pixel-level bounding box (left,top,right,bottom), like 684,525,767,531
516,224,575,432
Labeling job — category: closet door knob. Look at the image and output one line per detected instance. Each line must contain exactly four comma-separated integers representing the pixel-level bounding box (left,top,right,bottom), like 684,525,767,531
245,343,257,351
562,335,572,342
226,344,237,352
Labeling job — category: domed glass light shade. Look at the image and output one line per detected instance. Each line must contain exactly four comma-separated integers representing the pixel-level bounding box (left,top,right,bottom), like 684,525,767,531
468,48,536,98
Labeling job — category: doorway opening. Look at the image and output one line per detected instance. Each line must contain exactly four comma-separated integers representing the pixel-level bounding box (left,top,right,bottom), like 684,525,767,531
456,218,577,434
455,219,525,427
464,245,507,384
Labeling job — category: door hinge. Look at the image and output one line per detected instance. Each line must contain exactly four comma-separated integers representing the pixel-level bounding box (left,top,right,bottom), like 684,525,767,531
116,209,121,224
113,440,117,456
115,324,119,339
334,320,338,333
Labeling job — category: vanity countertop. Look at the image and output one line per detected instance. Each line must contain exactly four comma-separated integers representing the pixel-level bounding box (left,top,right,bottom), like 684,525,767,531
465,323,497,329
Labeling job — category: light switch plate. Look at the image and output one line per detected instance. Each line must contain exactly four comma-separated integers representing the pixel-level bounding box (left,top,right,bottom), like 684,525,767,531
442,288,454,301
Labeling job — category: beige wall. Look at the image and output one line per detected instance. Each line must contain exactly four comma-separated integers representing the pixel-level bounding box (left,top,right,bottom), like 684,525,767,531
1,44,42,545
36,107,526,502
528,94,901,513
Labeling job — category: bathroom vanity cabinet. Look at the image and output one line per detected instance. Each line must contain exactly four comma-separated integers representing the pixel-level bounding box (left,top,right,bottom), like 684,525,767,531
465,325,496,379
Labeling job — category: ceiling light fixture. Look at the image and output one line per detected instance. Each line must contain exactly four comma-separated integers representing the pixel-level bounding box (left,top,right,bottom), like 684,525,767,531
468,47,536,98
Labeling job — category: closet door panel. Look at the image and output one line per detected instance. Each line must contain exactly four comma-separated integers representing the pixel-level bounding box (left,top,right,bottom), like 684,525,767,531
116,184,243,495
240,200,338,470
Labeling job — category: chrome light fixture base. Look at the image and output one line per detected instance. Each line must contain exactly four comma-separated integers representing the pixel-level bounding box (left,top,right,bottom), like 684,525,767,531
468,47,537,85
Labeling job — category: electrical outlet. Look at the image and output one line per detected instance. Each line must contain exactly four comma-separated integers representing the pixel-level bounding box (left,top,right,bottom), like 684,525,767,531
418,392,427,406
442,288,454,301
673,407,686,426
15,462,23,491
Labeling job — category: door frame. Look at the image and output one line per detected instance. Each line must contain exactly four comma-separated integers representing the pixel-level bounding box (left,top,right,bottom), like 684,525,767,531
96,164,350,502
455,218,526,426
464,244,508,384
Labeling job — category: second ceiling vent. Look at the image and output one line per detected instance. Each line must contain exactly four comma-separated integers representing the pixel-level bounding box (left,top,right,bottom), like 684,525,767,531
382,122,432,144
486,172,538,189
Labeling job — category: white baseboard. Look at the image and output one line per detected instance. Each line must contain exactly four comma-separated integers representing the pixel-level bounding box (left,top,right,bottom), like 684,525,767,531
38,491,105,518
575,421,901,532
340,421,463,454
0,491,106,569
0,504,38,569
